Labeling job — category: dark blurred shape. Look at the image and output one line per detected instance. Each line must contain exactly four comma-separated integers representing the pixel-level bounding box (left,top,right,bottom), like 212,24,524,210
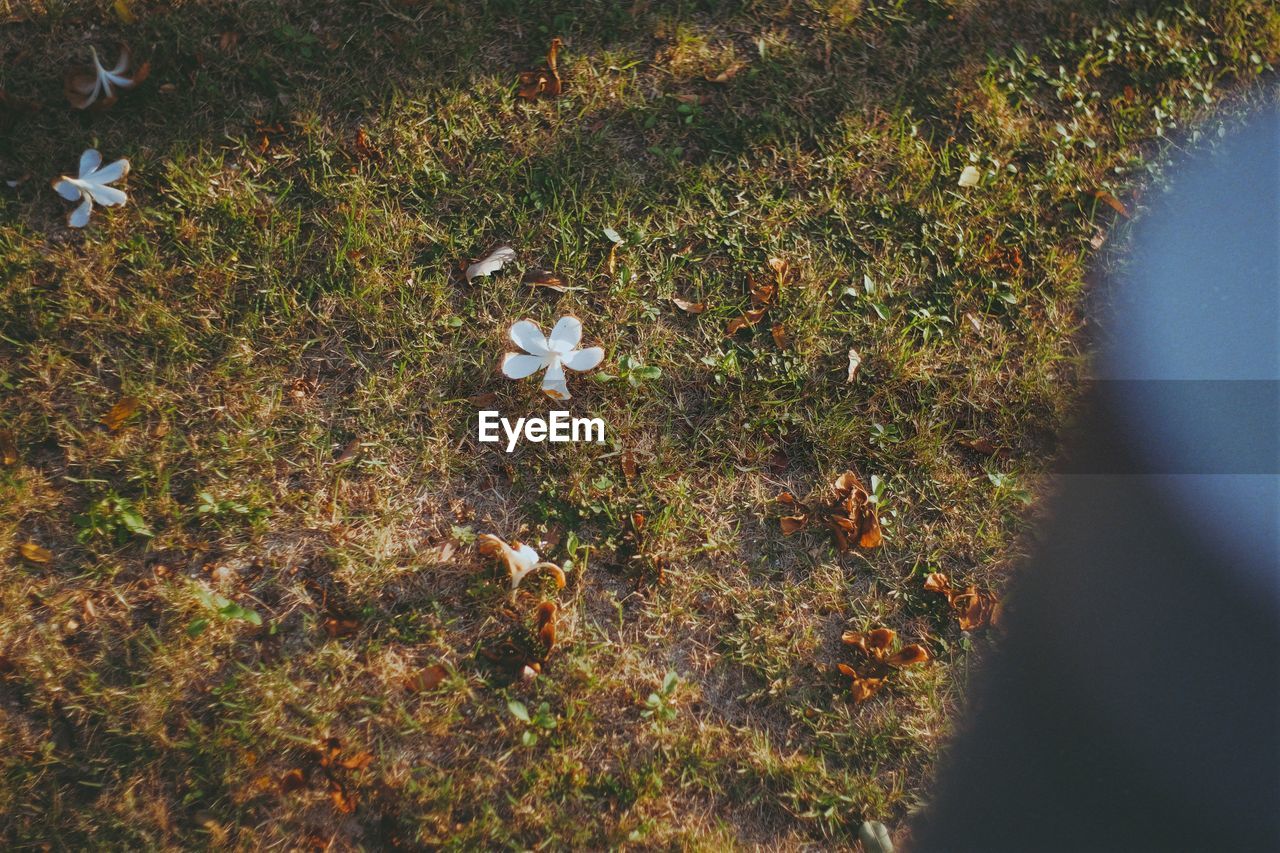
915,111,1279,851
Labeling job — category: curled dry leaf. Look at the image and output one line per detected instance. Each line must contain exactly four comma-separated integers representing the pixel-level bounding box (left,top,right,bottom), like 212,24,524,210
478,534,565,594
522,268,581,292
535,600,557,655
279,769,307,793
100,396,141,431
323,616,360,638
65,44,150,110
838,627,929,702
19,542,52,564
706,61,745,83
846,348,862,384
777,470,881,552
727,260,787,336
517,37,564,100
958,436,998,455
465,245,517,282
923,572,1002,630
671,296,705,314
1094,188,1130,218
770,324,789,349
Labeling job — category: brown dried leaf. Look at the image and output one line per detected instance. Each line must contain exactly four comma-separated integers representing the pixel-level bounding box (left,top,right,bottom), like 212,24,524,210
726,307,767,336
279,769,307,793
706,61,745,83
338,751,373,771
849,675,886,703
19,542,51,564
959,437,998,455
887,644,929,667
535,600,557,654
101,396,142,431
517,38,564,99
923,572,952,595
770,323,789,349
671,296,705,314
523,269,579,292
1094,188,1130,218
335,438,360,464
779,515,808,535
620,449,638,483
404,663,448,693
323,617,360,639
329,785,357,813
468,392,498,408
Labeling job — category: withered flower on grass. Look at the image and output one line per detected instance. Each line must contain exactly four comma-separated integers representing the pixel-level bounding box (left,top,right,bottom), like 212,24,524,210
478,534,566,595
64,44,149,110
837,627,929,703
924,572,1002,631
777,470,882,552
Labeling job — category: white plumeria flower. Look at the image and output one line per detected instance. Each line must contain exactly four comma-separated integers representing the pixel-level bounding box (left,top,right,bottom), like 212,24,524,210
65,44,150,110
52,149,130,228
477,534,566,595
501,315,604,401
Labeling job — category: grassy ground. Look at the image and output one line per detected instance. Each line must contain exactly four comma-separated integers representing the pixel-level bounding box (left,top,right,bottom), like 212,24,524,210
1,0,1277,848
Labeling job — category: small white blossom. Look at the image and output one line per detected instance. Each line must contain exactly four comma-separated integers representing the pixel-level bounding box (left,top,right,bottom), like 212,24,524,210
501,315,604,401
64,45,149,110
51,149,130,228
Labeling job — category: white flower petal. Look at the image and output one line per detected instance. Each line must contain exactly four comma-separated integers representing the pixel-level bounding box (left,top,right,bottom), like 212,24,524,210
91,158,129,184
509,320,549,356
465,245,517,282
512,543,539,571
502,353,545,379
542,380,571,401
563,346,603,372
68,196,93,228
543,356,564,383
547,315,582,354
79,149,102,178
86,184,127,207
110,46,131,76
53,179,82,201
958,165,981,188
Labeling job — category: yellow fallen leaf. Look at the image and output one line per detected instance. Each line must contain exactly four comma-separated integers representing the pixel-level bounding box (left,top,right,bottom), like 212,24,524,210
19,542,51,564
113,0,136,24
101,396,142,431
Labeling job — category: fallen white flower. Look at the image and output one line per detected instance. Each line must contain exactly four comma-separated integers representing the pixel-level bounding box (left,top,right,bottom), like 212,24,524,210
52,149,129,228
65,45,149,110
466,245,517,282
501,315,604,401
477,534,566,594
958,165,981,188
